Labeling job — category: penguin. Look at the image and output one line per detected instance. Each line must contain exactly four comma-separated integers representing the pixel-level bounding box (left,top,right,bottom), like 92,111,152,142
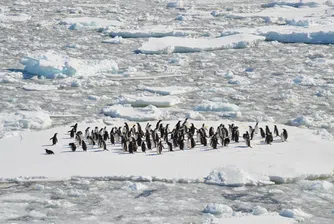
166,139,173,152
190,136,196,149
178,138,184,150
209,127,214,137
265,125,271,135
50,133,58,145
70,123,78,133
175,121,181,131
136,133,142,147
103,130,109,141
68,129,75,138
128,140,134,154
234,127,239,143
210,134,218,149
250,128,255,140
82,140,87,151
75,133,82,146
224,137,230,147
260,128,265,138
45,149,54,155
88,136,95,146
102,140,108,151
243,132,249,141
69,143,77,152
248,126,253,136
265,133,273,144
246,138,251,148
110,132,115,145
85,127,90,138
281,129,288,142
141,141,146,153
254,122,259,134
274,125,279,137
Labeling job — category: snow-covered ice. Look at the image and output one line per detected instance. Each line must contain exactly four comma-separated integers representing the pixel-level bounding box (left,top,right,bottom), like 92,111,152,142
117,94,181,107
60,17,123,30
141,86,196,95
20,51,118,78
137,34,265,54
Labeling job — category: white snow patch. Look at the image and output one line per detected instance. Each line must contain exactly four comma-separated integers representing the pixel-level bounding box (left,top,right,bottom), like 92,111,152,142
32,184,45,190
0,13,31,22
300,180,333,191
137,34,265,54
279,208,313,222
20,51,118,79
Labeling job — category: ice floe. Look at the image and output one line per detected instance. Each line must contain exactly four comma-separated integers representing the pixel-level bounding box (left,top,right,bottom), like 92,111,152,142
195,100,239,112
137,34,265,54
60,17,123,30
141,86,196,95
279,208,313,222
22,83,58,91
20,51,118,79
102,104,169,121
0,120,334,183
0,13,31,22
204,166,271,186
203,203,233,216
109,25,192,38
0,111,52,130
117,94,181,107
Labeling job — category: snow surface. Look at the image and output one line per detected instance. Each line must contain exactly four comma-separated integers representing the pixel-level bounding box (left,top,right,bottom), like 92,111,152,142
0,120,333,185
215,215,296,224
137,34,265,54
20,51,118,78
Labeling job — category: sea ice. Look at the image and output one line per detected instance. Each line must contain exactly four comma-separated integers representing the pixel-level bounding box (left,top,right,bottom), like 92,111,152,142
102,104,168,121
60,17,123,30
203,203,234,216
141,86,196,95
117,94,181,107
137,34,265,54
279,208,313,222
195,100,239,112
20,51,118,79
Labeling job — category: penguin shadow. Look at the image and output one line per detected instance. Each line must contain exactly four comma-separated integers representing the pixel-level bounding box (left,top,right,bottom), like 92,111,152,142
201,147,218,152
146,152,161,156
61,150,86,153
42,144,54,147
113,151,131,155
40,153,55,155
135,189,158,199
62,137,73,140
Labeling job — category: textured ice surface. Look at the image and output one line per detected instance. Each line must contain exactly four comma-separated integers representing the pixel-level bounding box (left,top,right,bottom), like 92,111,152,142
117,94,181,107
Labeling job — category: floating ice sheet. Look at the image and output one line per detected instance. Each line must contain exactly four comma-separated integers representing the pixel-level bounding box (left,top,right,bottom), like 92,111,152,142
137,34,265,54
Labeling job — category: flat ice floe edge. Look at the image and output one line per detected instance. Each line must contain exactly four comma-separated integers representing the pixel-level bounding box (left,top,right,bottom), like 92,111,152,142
137,34,265,54
0,120,334,186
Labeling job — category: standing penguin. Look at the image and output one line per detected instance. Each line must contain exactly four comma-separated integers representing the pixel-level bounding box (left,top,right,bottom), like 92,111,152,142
68,129,75,138
50,133,58,145
254,122,259,134
265,133,273,144
70,123,78,133
85,127,90,138
82,140,87,152
166,139,173,152
281,129,288,142
274,125,279,137
69,143,77,152
259,128,266,138
141,141,146,153
102,140,108,151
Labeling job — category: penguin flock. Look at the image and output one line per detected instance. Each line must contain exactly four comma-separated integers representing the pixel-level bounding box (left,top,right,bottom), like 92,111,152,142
44,119,289,155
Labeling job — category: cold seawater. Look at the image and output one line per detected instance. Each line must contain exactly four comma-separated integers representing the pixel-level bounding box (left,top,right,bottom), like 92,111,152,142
0,178,334,223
